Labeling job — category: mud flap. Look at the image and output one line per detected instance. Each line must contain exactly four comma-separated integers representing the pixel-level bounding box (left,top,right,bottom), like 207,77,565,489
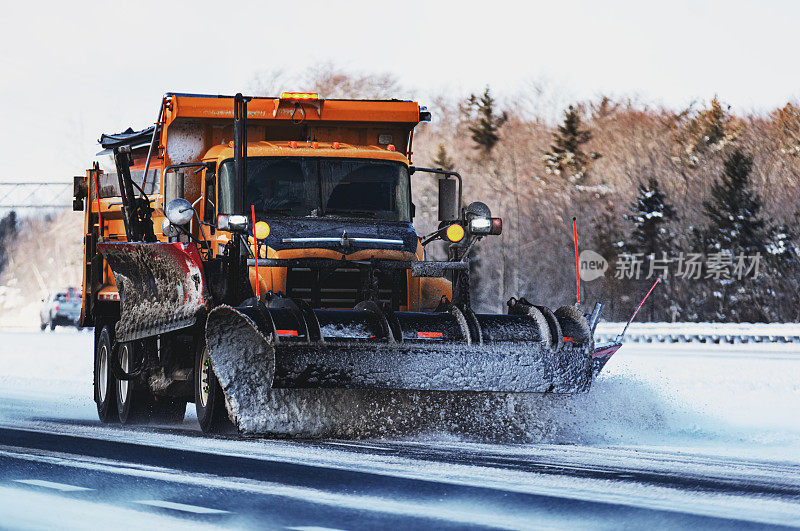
98,242,208,342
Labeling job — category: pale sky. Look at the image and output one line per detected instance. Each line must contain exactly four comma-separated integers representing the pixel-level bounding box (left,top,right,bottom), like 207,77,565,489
2,0,799,181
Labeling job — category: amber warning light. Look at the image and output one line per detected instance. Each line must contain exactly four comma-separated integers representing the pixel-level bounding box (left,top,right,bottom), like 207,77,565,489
280,92,319,100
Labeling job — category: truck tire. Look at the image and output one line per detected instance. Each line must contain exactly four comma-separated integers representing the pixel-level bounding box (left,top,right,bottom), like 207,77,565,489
49,320,55,331
94,326,118,423
151,399,187,424
195,342,234,434
116,341,152,424
40,322,46,332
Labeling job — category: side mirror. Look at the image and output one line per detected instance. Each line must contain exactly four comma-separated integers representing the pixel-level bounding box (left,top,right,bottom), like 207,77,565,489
165,198,194,226
410,202,416,220
438,178,459,221
164,170,185,206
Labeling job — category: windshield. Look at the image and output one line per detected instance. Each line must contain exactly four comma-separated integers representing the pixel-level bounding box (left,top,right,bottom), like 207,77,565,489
219,157,411,222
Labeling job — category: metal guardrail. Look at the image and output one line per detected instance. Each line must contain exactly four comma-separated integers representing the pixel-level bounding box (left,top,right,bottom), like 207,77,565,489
594,322,800,344
595,332,800,344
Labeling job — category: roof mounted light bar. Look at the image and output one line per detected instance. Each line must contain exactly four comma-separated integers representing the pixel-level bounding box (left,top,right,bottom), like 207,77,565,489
280,92,319,100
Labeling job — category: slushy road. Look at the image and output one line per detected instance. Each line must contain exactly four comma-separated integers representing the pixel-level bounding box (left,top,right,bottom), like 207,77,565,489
1,330,799,529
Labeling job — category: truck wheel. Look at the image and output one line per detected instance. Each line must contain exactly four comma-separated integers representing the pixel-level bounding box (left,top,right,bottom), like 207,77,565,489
94,326,118,423
151,399,187,424
195,342,234,434
40,323,46,332
49,320,55,331
116,341,152,424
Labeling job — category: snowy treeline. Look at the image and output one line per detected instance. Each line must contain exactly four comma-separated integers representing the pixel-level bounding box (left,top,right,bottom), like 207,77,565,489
268,65,800,321
3,65,798,324
413,92,800,322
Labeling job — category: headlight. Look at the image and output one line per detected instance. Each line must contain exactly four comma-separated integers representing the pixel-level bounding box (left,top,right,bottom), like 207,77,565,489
469,217,502,235
217,214,250,233
469,217,491,234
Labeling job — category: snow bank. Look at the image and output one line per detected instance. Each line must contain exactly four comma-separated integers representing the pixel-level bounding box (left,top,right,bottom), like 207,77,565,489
554,343,800,461
0,330,95,423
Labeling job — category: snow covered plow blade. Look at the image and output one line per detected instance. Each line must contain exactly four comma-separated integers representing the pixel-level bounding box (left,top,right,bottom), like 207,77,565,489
205,299,597,434
97,242,208,342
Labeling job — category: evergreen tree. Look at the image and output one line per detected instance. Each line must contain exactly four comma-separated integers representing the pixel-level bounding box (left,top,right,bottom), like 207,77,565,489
431,144,455,171
543,105,597,184
691,149,777,322
767,216,800,320
465,87,507,155
625,177,677,257
0,210,17,275
622,178,678,321
674,95,740,167
699,149,766,255
771,102,800,156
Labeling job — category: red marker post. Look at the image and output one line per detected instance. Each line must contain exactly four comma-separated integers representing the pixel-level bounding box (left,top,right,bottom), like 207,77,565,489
573,217,580,305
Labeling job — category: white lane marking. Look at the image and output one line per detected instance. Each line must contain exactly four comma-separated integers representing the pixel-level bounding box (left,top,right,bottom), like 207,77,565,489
324,442,390,451
0,485,225,531
134,500,230,515
14,479,92,492
0,446,561,531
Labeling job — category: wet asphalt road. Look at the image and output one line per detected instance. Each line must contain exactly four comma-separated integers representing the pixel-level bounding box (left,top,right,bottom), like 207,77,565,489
1,424,799,529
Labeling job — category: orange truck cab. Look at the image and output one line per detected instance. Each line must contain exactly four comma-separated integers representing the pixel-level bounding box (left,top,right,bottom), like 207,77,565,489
76,92,452,326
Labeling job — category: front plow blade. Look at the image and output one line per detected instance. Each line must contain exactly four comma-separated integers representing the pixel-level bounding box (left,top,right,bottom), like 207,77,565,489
98,242,207,342
205,304,595,435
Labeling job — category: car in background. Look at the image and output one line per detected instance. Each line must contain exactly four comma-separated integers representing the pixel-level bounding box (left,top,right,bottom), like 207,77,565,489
40,287,82,331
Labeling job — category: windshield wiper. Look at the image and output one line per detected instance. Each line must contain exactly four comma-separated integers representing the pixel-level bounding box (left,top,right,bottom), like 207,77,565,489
324,209,378,218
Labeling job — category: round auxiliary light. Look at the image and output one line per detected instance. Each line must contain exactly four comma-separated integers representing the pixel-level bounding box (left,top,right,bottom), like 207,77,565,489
255,221,270,239
445,224,465,242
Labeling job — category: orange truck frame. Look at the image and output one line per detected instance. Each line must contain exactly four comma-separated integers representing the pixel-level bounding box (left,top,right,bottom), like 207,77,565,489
74,91,613,434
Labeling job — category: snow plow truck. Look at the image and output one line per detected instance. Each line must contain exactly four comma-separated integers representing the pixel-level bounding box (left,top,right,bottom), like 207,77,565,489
74,92,620,435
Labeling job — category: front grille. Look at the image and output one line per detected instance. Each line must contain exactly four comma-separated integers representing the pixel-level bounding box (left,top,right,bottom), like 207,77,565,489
286,266,407,310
